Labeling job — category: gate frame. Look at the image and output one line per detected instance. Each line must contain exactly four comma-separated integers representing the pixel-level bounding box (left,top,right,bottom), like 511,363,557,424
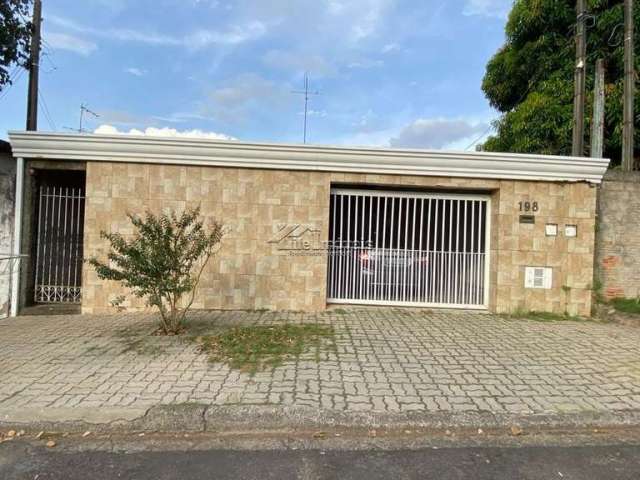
326,188,492,310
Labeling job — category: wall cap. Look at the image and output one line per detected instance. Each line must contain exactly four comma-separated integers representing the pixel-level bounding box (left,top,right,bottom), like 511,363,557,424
8,131,610,184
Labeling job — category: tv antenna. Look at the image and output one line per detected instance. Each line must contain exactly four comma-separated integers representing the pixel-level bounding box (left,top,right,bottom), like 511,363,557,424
63,103,100,133
79,103,99,132
291,73,320,144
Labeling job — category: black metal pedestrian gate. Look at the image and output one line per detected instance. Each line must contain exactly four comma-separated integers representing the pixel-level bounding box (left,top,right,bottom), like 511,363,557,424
33,185,85,303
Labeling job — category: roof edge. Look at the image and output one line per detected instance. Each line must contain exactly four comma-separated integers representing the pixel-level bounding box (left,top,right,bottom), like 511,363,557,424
8,131,611,184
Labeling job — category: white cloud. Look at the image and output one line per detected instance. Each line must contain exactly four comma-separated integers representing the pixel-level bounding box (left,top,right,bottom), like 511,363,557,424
348,0,392,42
45,32,97,56
381,42,400,54
96,110,143,126
242,0,389,34
186,21,267,48
262,50,335,76
88,0,128,11
48,15,266,49
327,1,345,15
191,0,221,6
333,116,493,150
125,67,146,76
300,109,327,118
334,126,399,148
209,74,279,107
152,112,211,123
94,124,236,140
389,118,489,150
463,0,512,19
204,73,292,122
347,58,384,69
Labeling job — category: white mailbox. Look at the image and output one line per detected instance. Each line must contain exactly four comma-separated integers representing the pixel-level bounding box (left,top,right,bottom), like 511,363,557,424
524,267,552,289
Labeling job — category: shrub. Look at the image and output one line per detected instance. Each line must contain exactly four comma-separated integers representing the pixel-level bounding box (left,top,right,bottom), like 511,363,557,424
610,297,640,315
89,207,224,335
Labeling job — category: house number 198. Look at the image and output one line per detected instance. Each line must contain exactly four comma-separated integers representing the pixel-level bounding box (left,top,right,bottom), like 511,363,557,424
518,201,539,212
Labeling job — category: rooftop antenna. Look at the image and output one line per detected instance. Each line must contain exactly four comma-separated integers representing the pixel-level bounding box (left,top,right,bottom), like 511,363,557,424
64,103,99,133
79,103,99,133
291,73,320,144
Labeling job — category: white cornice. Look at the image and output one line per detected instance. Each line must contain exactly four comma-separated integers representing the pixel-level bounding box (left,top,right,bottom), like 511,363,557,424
8,131,610,183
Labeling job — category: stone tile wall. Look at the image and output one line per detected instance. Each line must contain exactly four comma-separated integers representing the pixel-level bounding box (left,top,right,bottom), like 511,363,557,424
82,162,597,316
595,170,640,301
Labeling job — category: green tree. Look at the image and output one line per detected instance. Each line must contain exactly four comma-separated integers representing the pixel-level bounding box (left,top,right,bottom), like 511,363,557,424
0,0,32,91
89,207,224,335
482,0,640,164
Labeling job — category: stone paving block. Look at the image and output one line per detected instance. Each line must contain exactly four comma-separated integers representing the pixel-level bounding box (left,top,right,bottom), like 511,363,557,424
1,308,640,418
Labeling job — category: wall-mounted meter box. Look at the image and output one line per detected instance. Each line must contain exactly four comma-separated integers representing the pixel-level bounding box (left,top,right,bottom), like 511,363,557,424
565,224,577,237
524,267,553,289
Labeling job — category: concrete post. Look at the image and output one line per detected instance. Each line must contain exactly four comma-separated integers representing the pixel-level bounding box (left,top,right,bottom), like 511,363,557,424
10,157,24,317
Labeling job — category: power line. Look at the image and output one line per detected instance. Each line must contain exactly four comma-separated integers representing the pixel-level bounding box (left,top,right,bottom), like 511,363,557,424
39,98,54,130
0,67,26,102
41,53,57,74
465,124,495,151
38,88,56,131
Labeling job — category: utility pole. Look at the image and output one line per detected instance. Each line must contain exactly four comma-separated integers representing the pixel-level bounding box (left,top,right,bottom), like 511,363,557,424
591,58,604,158
622,0,635,170
572,0,587,157
26,0,42,131
591,59,606,158
292,73,320,144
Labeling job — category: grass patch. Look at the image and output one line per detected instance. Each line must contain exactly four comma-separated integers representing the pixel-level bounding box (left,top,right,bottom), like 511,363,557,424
504,310,583,322
84,345,111,356
610,297,640,315
120,337,167,356
195,323,335,372
329,308,348,315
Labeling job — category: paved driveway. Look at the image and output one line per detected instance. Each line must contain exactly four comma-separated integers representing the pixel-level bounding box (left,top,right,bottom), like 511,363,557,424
1,309,640,416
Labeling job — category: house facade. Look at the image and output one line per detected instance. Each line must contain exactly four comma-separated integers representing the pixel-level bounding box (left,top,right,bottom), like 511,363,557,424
8,131,609,316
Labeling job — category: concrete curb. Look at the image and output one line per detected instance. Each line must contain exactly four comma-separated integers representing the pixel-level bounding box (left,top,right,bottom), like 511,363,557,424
203,406,640,431
3,405,640,434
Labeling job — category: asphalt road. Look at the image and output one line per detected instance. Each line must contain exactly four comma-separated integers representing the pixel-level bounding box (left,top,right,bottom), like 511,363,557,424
2,440,640,480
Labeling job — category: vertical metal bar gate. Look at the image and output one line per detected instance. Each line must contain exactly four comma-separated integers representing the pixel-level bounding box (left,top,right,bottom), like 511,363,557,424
34,186,85,303
327,189,490,309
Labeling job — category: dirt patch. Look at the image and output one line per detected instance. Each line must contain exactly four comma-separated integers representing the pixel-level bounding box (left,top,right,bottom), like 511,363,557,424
594,303,640,327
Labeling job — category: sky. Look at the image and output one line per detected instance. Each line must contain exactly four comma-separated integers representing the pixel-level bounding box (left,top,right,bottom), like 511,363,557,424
0,0,513,150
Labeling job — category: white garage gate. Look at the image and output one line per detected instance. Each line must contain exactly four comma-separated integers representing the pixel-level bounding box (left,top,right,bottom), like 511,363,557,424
327,188,491,309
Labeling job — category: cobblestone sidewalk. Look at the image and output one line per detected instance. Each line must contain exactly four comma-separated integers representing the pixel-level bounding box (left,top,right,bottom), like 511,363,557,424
1,309,640,416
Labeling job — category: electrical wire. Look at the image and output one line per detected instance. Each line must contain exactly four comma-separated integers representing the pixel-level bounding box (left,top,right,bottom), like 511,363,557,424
41,52,58,74
38,88,57,131
0,66,26,102
465,124,495,151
